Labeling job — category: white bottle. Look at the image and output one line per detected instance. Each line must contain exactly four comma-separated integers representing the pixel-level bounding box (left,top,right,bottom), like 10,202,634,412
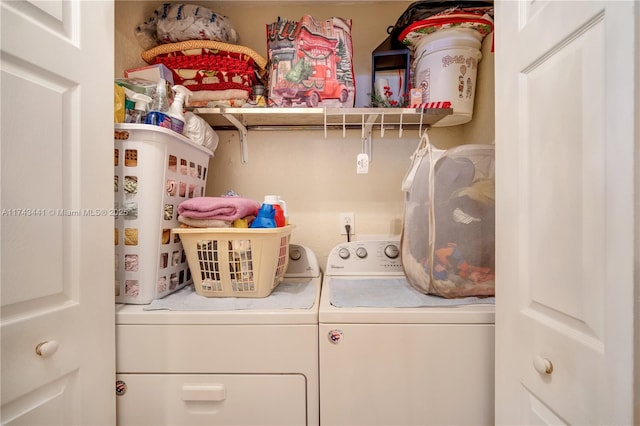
167,85,193,135
123,87,152,124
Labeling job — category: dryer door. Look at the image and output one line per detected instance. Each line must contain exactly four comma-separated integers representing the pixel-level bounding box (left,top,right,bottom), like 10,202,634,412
117,373,306,425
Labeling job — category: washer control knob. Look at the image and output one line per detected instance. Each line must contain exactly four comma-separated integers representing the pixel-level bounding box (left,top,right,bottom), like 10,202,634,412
338,248,350,259
355,247,367,258
289,247,302,261
384,244,400,259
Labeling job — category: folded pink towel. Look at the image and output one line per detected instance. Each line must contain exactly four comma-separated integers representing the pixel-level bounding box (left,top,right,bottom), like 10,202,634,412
178,196,260,221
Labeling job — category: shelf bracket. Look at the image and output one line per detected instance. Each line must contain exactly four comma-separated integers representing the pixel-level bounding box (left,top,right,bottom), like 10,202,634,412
221,112,249,164
361,113,378,163
362,113,379,141
418,107,425,136
362,132,372,164
323,110,328,139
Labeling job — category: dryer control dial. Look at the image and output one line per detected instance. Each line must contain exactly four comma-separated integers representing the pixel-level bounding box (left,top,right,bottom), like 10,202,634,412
338,247,350,259
384,244,400,259
355,247,368,258
289,247,302,261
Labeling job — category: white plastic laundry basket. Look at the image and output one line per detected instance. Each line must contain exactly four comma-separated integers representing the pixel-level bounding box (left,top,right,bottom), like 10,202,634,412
114,124,213,304
413,28,482,127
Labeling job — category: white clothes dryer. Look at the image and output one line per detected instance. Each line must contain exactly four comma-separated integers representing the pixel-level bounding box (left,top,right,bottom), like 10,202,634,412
319,239,495,426
116,244,321,426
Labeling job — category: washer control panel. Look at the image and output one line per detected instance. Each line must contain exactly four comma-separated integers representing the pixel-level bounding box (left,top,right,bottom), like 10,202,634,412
285,244,321,278
326,239,403,276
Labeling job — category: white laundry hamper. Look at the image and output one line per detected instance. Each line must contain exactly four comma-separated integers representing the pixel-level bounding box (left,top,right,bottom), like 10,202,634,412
413,28,483,127
114,124,213,304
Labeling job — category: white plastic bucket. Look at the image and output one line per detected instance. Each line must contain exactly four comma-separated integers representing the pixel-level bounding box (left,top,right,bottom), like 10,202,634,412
413,28,483,127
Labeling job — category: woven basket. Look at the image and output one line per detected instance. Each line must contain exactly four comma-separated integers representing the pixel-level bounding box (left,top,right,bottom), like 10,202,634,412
142,40,268,71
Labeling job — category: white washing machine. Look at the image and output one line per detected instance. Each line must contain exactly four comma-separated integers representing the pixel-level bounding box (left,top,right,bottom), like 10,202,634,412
116,244,321,426
319,239,495,426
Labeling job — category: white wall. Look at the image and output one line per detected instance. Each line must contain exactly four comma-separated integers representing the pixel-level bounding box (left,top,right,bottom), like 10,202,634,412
115,0,495,268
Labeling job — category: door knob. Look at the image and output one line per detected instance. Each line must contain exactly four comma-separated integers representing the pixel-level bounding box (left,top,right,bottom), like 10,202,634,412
35,340,59,357
533,355,553,375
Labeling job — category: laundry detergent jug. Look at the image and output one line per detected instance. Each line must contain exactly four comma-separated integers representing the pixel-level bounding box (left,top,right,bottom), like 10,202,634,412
263,195,288,227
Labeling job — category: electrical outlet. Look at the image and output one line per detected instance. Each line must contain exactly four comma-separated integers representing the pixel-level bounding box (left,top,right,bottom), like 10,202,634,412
339,212,355,235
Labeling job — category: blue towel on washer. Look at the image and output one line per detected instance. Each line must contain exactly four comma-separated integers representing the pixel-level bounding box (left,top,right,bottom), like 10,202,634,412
330,278,495,308
144,279,317,311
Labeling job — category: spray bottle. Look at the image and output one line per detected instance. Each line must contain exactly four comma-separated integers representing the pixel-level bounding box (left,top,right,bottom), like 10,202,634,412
144,79,171,129
123,87,152,124
167,85,193,135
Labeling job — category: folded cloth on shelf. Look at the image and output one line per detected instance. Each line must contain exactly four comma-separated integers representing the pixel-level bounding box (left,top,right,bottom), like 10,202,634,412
186,89,249,108
178,215,232,228
141,40,268,94
190,89,250,103
178,196,260,221
187,98,247,108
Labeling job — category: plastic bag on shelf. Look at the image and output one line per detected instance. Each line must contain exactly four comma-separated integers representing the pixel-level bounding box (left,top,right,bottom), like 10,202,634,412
135,3,238,50
184,111,219,153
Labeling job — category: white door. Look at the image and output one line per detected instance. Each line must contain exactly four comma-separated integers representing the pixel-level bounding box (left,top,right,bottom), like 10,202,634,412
1,1,116,424
495,1,637,424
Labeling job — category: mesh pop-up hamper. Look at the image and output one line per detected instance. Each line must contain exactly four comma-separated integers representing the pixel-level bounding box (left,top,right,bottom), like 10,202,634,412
114,124,213,304
172,225,294,298
401,131,494,298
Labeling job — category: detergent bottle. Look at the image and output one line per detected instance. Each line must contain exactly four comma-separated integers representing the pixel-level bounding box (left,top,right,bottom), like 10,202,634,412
167,85,193,135
250,203,276,228
123,87,152,124
262,195,287,227
144,79,171,129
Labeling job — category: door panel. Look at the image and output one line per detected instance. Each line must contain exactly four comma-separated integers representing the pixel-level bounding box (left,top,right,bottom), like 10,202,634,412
495,0,636,424
1,59,73,307
524,16,605,336
1,1,115,424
